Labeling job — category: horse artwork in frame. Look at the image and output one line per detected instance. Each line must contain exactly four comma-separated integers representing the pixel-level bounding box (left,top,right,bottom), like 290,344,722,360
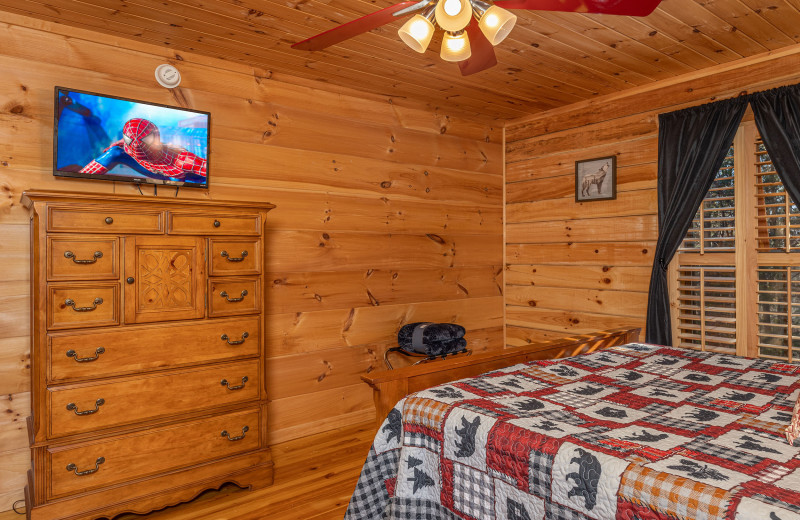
575,155,617,202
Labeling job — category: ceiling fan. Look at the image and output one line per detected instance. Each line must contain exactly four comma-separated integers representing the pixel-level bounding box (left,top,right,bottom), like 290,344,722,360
292,0,662,76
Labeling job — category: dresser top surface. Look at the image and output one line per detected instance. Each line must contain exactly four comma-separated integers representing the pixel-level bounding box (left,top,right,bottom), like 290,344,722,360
21,190,276,211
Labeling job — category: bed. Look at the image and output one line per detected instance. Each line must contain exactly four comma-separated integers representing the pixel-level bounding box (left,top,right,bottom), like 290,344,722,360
346,338,800,519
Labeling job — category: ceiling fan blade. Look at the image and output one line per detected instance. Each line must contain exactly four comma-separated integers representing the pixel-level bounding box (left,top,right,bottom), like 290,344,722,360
459,19,497,76
292,1,420,51
493,0,661,16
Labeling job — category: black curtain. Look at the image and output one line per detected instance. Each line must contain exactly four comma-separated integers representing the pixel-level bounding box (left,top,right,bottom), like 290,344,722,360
645,97,749,345
750,84,800,212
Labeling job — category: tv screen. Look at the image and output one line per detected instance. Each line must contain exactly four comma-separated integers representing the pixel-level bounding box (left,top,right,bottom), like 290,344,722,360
53,87,210,188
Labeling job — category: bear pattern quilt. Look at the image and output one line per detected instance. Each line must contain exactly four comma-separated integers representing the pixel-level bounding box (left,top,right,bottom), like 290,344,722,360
345,343,800,520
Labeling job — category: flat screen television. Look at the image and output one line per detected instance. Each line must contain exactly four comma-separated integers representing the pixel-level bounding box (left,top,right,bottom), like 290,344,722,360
53,87,210,188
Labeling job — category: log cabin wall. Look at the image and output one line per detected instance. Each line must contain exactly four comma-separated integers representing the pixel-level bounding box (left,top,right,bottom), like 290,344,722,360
0,12,504,510
504,45,800,348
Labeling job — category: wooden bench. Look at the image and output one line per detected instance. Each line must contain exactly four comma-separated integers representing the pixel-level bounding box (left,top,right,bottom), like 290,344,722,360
361,327,642,426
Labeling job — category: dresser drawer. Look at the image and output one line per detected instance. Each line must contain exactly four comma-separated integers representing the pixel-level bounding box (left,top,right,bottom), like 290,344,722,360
209,239,261,276
47,237,119,281
168,212,261,236
208,278,261,317
48,360,260,438
49,317,260,383
48,283,119,330
48,407,261,498
48,206,164,234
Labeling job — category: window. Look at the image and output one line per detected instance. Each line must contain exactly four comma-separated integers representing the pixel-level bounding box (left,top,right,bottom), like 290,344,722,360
670,119,800,362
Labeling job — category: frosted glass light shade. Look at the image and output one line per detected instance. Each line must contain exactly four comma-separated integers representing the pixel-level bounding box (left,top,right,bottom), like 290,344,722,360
435,0,472,31
398,14,435,53
441,31,471,62
478,5,517,45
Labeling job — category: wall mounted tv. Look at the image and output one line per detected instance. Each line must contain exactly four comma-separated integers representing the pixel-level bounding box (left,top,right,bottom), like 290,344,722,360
54,87,210,188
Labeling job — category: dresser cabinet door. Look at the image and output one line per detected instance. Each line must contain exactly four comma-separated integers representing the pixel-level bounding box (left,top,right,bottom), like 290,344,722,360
124,236,205,324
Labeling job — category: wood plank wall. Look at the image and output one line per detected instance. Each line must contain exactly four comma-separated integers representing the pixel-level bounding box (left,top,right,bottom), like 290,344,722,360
0,12,504,511
504,43,800,348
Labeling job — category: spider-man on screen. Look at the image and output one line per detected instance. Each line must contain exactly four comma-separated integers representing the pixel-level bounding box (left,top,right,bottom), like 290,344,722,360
54,88,209,187
80,118,207,182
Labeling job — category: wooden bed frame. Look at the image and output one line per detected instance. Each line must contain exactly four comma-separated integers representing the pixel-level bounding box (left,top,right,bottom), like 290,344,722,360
362,327,642,426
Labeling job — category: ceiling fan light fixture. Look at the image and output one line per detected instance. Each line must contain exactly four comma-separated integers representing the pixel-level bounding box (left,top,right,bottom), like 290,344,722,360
398,12,435,53
477,5,517,45
440,30,471,62
435,0,472,31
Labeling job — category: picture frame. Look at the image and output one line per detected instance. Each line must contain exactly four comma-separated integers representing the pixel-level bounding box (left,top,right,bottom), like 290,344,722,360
575,156,616,202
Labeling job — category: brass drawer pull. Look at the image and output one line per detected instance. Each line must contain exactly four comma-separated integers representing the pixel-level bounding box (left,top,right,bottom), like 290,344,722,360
221,376,248,390
221,425,249,442
220,290,247,303
66,398,105,416
213,219,221,228
64,297,103,312
221,332,249,345
66,347,105,363
64,250,103,264
66,457,105,476
105,217,114,225
221,250,248,262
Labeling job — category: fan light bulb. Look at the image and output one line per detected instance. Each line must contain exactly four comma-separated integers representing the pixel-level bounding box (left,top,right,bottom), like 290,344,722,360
443,0,463,16
478,5,517,45
398,14,435,53
441,31,471,62
435,0,472,31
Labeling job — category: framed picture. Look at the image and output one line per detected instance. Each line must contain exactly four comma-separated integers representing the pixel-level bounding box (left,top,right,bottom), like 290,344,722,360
575,156,616,202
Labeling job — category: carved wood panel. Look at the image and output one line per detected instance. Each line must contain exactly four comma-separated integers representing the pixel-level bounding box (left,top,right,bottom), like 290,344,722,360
124,236,205,324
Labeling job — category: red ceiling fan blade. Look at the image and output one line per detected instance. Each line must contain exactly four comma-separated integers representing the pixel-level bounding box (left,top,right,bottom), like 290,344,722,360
459,19,497,76
292,1,420,51
493,0,661,16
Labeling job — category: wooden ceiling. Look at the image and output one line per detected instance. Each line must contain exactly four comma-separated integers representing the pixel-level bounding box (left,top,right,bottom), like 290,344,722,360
3,0,800,120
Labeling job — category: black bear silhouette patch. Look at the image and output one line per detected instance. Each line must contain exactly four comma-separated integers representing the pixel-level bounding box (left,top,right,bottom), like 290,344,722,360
721,391,755,402
683,408,719,422
454,416,481,458
382,408,402,444
755,373,782,383
684,373,712,383
596,407,629,419
566,448,602,510
516,399,545,411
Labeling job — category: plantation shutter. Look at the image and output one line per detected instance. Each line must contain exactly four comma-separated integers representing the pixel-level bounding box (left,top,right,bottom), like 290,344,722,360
670,123,800,361
754,137,800,362
672,146,737,354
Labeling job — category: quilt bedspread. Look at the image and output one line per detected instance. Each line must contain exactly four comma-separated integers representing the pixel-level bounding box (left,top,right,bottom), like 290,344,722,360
345,343,800,520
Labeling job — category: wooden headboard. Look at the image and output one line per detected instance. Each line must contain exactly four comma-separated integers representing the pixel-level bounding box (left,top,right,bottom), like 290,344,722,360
362,327,642,427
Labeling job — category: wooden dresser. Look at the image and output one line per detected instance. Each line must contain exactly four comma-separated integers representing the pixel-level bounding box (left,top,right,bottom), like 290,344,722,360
22,191,275,520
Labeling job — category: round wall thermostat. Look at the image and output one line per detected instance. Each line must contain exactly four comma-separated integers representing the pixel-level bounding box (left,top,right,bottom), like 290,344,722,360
155,64,181,88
